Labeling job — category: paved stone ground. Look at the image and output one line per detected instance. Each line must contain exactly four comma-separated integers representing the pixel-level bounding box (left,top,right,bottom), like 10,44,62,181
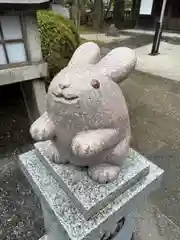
0,160,45,240
95,34,154,57
1,34,180,239
0,84,43,240
81,33,131,43
120,28,180,40
134,202,180,240
135,42,180,82
0,83,32,158
121,71,180,228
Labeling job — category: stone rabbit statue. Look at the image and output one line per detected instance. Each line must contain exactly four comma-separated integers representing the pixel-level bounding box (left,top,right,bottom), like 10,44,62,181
30,42,137,183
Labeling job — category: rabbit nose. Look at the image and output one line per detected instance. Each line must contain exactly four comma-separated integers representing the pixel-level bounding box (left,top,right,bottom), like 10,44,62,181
59,82,70,89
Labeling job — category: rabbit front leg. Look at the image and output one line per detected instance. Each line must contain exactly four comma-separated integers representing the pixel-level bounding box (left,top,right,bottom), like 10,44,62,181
71,129,120,158
30,112,62,163
44,140,68,164
88,164,120,183
30,111,55,141
88,137,130,183
72,129,130,183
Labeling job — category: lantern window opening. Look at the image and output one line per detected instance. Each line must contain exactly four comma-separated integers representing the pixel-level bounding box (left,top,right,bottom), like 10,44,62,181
0,13,30,68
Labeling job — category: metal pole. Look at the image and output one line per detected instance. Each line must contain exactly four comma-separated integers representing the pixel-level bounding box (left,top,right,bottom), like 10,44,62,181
150,0,168,55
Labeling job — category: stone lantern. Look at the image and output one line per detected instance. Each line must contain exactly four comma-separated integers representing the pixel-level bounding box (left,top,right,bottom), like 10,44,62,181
0,0,50,121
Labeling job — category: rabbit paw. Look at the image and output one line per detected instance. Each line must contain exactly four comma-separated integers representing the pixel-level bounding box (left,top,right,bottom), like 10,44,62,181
30,113,55,141
72,138,95,157
88,164,120,183
30,124,49,141
45,141,68,164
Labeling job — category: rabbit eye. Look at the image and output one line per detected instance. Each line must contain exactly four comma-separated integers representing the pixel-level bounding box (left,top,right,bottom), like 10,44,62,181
91,79,100,89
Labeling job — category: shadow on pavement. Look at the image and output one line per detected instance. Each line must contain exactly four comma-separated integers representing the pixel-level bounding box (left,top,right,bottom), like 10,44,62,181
100,35,153,50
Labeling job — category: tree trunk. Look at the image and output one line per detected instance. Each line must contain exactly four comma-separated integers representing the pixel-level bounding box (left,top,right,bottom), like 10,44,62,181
132,0,141,28
69,0,81,27
76,0,81,27
105,0,113,20
113,0,125,29
92,0,104,30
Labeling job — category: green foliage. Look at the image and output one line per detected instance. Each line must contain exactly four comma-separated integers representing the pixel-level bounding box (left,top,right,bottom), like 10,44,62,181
37,10,81,84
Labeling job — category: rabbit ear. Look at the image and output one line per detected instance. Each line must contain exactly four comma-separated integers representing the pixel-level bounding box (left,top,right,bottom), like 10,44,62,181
96,47,137,83
68,42,101,67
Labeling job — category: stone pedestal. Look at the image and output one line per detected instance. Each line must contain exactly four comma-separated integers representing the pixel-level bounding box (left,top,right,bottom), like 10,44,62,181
20,79,47,122
19,143,164,240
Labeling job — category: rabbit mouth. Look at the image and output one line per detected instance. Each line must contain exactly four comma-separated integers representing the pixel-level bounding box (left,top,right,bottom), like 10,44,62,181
52,92,79,103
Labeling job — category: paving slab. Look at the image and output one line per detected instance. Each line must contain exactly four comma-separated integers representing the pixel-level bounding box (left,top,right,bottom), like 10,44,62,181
135,202,180,240
122,72,180,121
0,157,44,240
120,71,180,228
148,147,180,227
129,105,180,150
120,29,180,40
99,35,153,54
128,71,180,94
135,42,180,82
81,33,130,43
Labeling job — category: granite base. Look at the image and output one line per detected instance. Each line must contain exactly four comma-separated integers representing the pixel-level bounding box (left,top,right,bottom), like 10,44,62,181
35,141,150,220
19,149,163,240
